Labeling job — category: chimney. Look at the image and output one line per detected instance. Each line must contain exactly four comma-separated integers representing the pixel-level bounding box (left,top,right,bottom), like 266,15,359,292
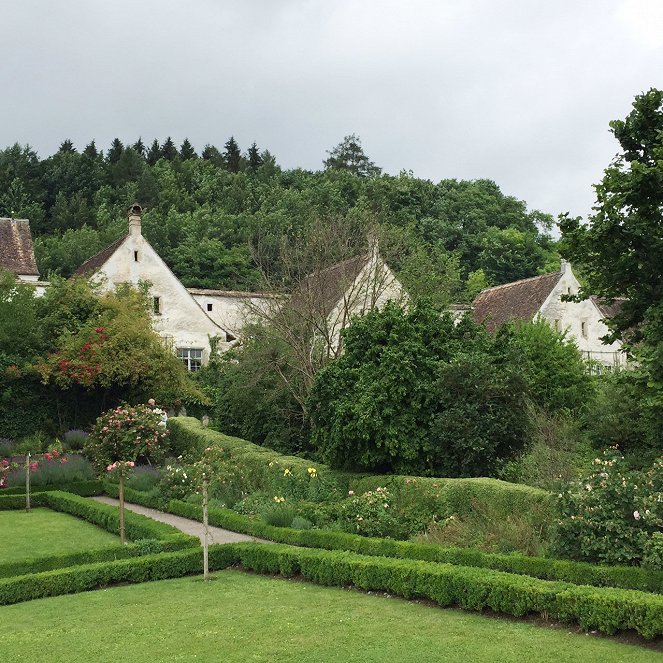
128,203,143,237
560,258,570,274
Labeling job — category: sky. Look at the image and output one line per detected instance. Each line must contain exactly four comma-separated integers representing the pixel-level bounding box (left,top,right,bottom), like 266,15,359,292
2,0,662,222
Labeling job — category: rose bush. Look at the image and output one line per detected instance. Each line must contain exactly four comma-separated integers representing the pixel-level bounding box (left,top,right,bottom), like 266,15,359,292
552,446,663,565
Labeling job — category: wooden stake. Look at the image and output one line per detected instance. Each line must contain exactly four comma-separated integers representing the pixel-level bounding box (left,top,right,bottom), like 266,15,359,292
25,452,31,512
119,473,126,545
203,476,209,581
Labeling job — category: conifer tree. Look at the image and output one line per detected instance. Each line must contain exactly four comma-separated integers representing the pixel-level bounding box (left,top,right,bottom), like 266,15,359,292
161,137,178,161
82,141,98,159
223,136,241,173
201,144,223,167
146,139,161,165
132,138,146,158
247,142,263,172
58,139,76,154
180,138,197,160
324,134,381,177
107,138,124,164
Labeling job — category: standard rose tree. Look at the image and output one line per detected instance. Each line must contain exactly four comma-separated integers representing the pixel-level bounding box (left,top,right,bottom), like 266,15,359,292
86,403,168,543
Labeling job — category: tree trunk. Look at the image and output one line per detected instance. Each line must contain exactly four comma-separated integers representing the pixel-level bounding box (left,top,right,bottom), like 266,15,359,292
119,474,126,545
25,452,31,512
203,477,209,581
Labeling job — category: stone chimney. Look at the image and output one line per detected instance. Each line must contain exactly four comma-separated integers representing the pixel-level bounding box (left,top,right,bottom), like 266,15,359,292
128,203,143,237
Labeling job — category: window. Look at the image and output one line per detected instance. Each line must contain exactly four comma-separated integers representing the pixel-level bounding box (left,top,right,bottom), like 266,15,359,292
134,250,139,262
177,348,203,372
581,321,588,338
153,296,161,315
207,303,213,312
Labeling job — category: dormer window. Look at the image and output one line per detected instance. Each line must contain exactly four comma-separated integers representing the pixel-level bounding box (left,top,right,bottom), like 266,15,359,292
207,303,213,312
134,250,139,262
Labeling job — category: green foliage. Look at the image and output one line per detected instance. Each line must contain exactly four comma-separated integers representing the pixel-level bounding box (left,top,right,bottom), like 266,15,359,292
260,502,297,527
559,88,663,388
5,453,94,488
308,302,531,476
324,134,381,177
127,489,663,593
552,448,663,565
339,486,401,538
583,369,663,459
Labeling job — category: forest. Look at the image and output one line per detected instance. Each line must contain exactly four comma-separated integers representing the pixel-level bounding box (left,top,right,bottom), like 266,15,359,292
0,134,559,301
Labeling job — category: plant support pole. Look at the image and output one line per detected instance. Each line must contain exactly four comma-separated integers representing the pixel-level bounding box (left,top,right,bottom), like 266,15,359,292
25,452,30,512
203,476,209,581
119,473,126,544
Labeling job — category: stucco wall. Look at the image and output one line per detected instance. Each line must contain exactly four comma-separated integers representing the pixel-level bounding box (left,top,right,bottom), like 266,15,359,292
539,264,624,367
92,230,231,364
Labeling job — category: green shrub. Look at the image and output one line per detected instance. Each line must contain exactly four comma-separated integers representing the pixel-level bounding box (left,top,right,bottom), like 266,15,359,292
552,448,663,565
111,488,663,593
126,466,161,492
291,516,313,530
216,543,663,639
339,486,402,538
643,533,663,571
261,502,297,528
6,453,94,488
0,480,102,497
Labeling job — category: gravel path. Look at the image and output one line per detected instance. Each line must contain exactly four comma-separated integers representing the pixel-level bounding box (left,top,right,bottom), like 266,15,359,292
92,496,271,545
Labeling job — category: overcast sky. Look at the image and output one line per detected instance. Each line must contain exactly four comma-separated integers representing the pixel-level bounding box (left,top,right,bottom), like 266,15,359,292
2,1,662,221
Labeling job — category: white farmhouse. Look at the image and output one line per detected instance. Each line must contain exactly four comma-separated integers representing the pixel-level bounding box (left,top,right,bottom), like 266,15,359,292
473,259,625,368
74,204,235,370
290,242,407,356
0,217,49,295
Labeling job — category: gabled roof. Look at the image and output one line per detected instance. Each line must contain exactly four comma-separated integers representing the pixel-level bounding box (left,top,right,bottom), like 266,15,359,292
0,218,39,276
590,296,626,320
473,271,563,331
291,254,370,318
74,235,128,276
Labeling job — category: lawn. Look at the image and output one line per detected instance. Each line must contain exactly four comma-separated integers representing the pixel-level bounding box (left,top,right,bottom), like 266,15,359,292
0,570,660,663
0,508,118,563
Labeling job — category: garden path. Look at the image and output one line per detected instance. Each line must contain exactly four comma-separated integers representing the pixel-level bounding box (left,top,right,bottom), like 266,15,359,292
92,496,271,545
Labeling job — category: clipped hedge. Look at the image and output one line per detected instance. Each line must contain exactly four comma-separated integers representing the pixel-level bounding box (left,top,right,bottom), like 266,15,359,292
0,548,213,606
40,491,194,545
0,480,102,497
2,540,663,638
114,488,663,594
168,417,553,524
0,538,195,580
219,543,663,639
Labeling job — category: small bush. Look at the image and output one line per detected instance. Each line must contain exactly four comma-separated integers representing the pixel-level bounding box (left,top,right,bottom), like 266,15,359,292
126,465,161,492
291,516,314,530
63,429,88,451
339,487,402,538
261,502,297,527
643,533,663,571
5,453,95,488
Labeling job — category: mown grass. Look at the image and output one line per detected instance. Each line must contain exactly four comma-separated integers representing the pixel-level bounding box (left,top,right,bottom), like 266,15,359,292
0,570,660,662
0,508,118,563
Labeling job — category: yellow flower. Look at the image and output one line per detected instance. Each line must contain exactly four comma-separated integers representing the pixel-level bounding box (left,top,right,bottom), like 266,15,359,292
283,468,292,476
307,467,317,477
273,496,286,503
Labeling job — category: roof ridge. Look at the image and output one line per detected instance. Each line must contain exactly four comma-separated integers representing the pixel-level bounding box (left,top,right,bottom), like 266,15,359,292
478,271,561,295
74,234,128,275
304,253,369,279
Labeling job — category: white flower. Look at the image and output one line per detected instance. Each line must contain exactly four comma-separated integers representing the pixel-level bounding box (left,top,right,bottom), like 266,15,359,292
634,511,641,520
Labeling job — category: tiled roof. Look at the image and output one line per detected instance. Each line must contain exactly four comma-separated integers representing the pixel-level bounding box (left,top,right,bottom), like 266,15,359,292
590,296,626,320
0,218,39,276
473,271,563,331
73,235,127,276
291,254,370,318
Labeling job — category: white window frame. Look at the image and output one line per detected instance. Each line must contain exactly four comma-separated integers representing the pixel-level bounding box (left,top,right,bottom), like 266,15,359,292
177,347,203,372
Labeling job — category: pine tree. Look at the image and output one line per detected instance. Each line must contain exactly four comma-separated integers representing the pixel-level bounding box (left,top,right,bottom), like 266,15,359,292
324,134,381,177
201,144,223,167
223,136,241,173
247,142,263,172
107,138,124,164
161,137,178,161
132,138,146,158
82,141,98,159
58,139,76,154
180,138,197,160
146,139,161,166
